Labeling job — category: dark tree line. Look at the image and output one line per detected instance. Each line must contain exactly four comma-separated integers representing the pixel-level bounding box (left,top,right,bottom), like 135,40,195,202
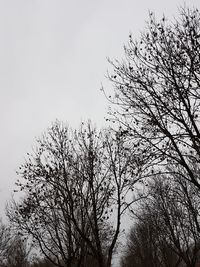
0,220,33,267
121,173,200,267
3,5,200,267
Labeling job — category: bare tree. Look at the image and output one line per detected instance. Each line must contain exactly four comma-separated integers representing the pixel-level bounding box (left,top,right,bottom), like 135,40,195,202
0,220,13,267
0,220,11,264
0,219,32,267
120,212,180,267
121,173,200,267
3,236,32,267
106,6,200,190
8,121,140,267
151,176,200,267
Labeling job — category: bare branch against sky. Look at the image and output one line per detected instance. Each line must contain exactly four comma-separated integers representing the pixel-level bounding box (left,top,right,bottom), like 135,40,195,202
0,0,199,216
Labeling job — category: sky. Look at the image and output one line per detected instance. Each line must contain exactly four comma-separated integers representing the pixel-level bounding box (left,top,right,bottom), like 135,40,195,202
0,0,200,224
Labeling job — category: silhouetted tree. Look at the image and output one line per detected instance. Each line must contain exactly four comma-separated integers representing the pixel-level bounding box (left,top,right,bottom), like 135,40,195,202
106,6,200,190
0,220,33,267
3,236,31,267
121,173,200,267
8,121,141,267
121,212,180,267
0,220,11,265
151,177,200,266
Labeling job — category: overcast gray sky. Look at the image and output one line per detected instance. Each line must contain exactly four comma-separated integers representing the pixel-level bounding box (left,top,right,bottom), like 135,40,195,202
0,0,200,217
